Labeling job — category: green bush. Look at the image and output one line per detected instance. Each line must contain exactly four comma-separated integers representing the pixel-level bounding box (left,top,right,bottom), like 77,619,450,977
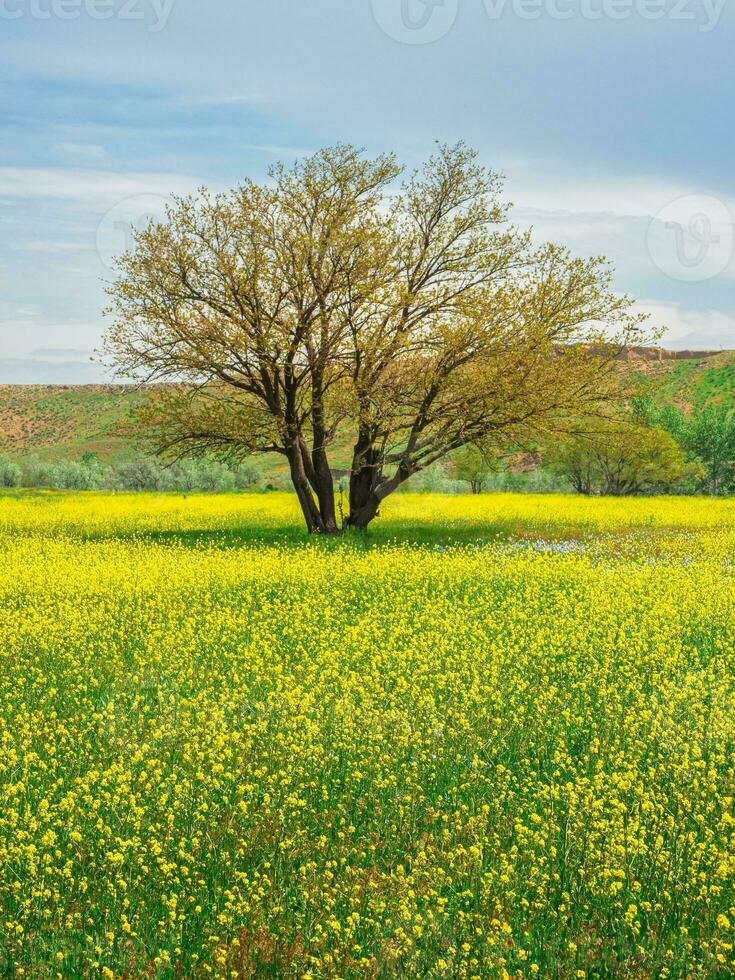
0,456,22,488
3,455,265,494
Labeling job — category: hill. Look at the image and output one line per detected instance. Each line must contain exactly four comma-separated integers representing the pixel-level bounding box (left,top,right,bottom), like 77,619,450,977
0,384,143,461
635,349,735,408
1,349,734,465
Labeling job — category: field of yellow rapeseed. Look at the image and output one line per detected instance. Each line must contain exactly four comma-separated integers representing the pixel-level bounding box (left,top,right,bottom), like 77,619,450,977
1,491,735,977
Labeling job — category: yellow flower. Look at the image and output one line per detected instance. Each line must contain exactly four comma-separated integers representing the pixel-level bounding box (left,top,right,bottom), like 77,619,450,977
2,490,735,976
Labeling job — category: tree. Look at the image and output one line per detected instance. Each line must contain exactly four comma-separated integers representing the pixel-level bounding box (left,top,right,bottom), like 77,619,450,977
452,444,497,493
233,460,262,489
548,421,698,495
547,434,598,495
112,457,167,492
640,400,735,495
0,455,21,489
104,143,647,533
679,405,735,495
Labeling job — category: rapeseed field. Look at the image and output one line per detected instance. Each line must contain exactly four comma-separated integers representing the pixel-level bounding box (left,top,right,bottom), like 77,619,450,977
1,492,735,977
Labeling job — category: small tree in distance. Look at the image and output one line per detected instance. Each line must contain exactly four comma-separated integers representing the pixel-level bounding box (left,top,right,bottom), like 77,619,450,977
104,143,648,533
452,444,497,493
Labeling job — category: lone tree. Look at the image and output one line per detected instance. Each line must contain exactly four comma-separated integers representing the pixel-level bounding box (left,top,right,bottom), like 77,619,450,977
105,143,647,533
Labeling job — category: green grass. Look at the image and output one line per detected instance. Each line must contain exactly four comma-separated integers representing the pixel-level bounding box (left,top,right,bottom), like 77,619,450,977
642,352,735,408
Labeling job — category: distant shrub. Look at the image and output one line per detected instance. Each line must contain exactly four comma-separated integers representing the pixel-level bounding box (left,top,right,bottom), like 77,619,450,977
0,456,22,488
486,466,571,494
112,458,167,492
19,456,56,488
398,461,464,494
546,422,695,496
165,460,237,494
48,459,107,491
233,461,262,489
635,399,735,495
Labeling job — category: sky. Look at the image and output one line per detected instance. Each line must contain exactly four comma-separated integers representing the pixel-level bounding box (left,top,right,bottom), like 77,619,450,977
0,0,734,382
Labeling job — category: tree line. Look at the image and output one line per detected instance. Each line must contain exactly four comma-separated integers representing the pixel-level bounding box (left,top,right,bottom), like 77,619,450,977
4,397,731,497
0,454,263,493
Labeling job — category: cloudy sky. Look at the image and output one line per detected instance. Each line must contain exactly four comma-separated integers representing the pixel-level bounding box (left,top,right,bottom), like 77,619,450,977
1,0,734,382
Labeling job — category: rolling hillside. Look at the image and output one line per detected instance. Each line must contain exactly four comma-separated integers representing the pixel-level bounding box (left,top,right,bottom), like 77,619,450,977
642,350,735,408
0,385,143,461
1,349,734,465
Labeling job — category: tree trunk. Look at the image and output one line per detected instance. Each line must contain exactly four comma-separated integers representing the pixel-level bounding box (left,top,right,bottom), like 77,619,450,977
346,434,412,530
306,374,339,533
348,467,409,528
346,489,383,530
286,445,325,533
286,435,340,535
346,430,383,529
310,446,338,533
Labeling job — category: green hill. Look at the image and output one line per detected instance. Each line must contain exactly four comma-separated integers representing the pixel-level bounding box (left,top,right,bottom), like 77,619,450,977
0,384,143,462
1,349,734,466
642,351,735,408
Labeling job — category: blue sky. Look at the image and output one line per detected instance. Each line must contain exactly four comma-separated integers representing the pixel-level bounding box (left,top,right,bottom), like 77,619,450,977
1,0,734,382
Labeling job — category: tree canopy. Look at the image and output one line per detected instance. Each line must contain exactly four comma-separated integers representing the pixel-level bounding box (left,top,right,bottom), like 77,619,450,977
451,444,498,494
105,143,648,531
643,401,735,495
547,420,698,496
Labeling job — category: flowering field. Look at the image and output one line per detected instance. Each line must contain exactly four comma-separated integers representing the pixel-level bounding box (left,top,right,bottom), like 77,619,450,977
2,492,735,977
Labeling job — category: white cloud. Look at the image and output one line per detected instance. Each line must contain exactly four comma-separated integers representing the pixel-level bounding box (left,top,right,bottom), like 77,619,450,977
0,167,201,206
55,142,108,161
10,241,94,254
0,317,103,359
0,357,108,384
507,170,735,283
507,170,735,222
30,347,93,361
636,300,735,350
